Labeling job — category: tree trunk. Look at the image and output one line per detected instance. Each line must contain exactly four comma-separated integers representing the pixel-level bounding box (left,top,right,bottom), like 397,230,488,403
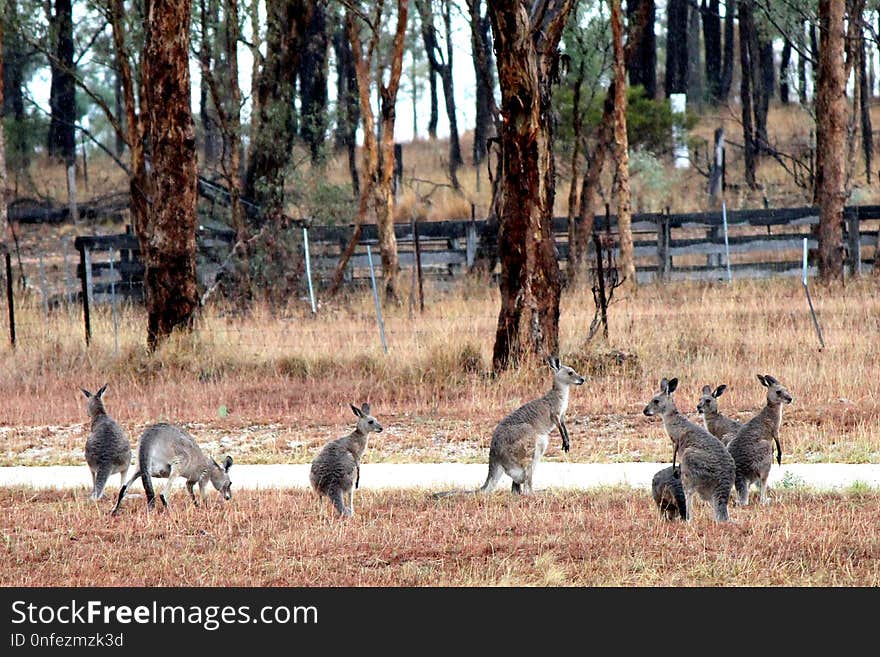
487,0,572,370
248,0,262,135
686,2,703,109
814,0,847,282
701,0,722,104
664,0,688,96
299,0,330,164
779,38,791,104
2,0,27,170
469,0,497,164
755,35,773,147
415,0,462,182
332,26,360,195
739,0,757,188
566,59,584,285
0,14,8,245
427,67,438,139
611,0,636,294
47,0,76,164
199,0,220,165
798,22,808,105
139,0,199,349
859,22,872,184
243,0,310,224
718,0,734,101
626,0,656,98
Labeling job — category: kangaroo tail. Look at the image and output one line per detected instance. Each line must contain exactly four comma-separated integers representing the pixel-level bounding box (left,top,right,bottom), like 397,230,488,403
111,469,141,516
775,437,782,465
433,460,503,499
141,467,156,508
330,489,350,517
91,464,113,500
673,483,688,521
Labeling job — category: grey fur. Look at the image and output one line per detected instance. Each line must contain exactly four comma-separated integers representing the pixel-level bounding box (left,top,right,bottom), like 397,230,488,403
434,357,585,498
727,374,792,506
651,465,687,521
643,377,735,522
81,384,131,501
696,384,742,445
310,403,383,517
111,423,233,514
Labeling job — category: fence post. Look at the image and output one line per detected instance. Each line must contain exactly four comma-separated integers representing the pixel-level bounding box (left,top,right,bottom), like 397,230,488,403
67,163,79,224
656,211,670,281
63,239,73,304
78,244,92,346
108,248,119,355
5,252,15,348
366,244,388,354
414,216,424,313
466,203,477,269
593,231,608,339
708,127,724,205
38,252,49,322
302,225,317,315
846,207,861,277
722,201,732,282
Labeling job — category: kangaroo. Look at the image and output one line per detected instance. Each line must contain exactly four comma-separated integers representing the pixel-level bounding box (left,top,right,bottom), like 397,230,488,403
696,384,742,445
111,423,232,514
643,377,735,522
727,374,792,506
651,465,687,521
81,384,131,501
434,356,585,498
310,403,382,517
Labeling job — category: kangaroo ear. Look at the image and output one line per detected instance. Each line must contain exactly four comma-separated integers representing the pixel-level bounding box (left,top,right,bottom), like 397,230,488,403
224,455,233,471
764,374,779,386
667,378,679,394
660,378,669,393
80,388,92,399
714,384,727,398
96,384,108,398
757,374,768,387
361,402,371,416
351,404,363,418
701,385,712,395
547,356,560,372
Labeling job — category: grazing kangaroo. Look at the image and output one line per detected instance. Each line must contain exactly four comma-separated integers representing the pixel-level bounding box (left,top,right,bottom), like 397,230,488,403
81,384,131,500
310,403,383,517
434,356,585,498
643,377,735,522
696,384,742,445
727,374,792,506
651,465,687,521
111,423,232,514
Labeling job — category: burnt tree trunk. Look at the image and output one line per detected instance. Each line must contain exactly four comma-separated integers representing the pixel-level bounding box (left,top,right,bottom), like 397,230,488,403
859,22,872,184
780,38,792,104
243,0,310,225
611,0,636,294
755,35,773,147
469,0,498,164
739,0,757,188
299,0,330,164
47,0,76,164
332,25,360,195
0,14,8,243
487,0,573,370
686,2,703,108
139,0,199,349
798,22,808,105
2,0,27,169
701,0,722,104
814,0,847,282
427,67,438,139
664,0,688,96
198,0,220,165
718,0,734,101
626,0,655,98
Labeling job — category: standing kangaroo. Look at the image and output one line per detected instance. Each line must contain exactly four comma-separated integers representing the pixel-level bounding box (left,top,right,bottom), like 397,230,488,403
81,384,131,500
643,377,735,522
111,423,232,514
696,384,742,445
310,403,383,517
434,357,585,498
727,374,792,506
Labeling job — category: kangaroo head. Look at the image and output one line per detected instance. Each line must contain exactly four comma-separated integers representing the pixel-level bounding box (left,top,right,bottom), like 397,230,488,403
351,403,383,434
80,383,109,418
757,374,792,405
208,455,233,500
697,384,727,415
643,377,679,417
547,356,586,387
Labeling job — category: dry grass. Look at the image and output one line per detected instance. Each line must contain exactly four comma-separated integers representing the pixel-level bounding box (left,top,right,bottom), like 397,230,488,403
0,275,878,465
2,486,878,586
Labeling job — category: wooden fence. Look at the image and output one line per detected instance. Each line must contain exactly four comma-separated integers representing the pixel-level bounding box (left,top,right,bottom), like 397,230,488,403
74,204,880,306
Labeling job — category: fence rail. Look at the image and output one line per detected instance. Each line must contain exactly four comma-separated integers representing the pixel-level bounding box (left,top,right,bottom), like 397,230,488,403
68,204,880,304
